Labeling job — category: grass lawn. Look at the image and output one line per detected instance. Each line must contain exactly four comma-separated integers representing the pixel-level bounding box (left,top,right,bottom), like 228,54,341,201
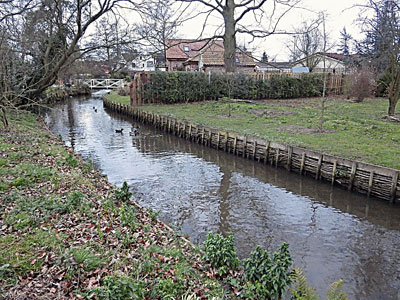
104,90,130,105
0,110,224,299
106,92,400,170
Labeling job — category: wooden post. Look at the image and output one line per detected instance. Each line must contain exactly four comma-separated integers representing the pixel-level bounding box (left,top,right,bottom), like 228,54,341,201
201,127,205,145
300,152,306,174
390,171,399,203
287,146,293,171
188,124,192,141
243,136,247,158
348,162,357,191
233,136,237,155
367,171,374,198
264,142,270,164
315,155,323,180
224,132,228,152
331,160,337,185
253,141,257,160
216,132,220,150
275,148,280,167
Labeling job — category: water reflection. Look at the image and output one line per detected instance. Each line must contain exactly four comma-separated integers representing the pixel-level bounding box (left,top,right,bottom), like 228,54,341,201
46,97,400,300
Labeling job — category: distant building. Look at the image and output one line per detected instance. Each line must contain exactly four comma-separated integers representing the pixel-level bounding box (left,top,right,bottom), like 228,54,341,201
165,39,256,72
128,54,156,72
292,53,350,74
255,62,292,73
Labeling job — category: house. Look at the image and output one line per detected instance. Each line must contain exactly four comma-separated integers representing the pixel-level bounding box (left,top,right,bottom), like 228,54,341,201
165,39,256,72
292,53,348,74
255,61,292,73
128,53,156,73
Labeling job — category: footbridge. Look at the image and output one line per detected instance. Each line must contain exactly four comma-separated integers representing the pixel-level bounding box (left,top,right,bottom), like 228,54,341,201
76,78,125,90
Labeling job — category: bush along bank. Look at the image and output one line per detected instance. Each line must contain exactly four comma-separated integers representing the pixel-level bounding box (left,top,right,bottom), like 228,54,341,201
143,72,324,104
0,111,224,299
202,232,349,300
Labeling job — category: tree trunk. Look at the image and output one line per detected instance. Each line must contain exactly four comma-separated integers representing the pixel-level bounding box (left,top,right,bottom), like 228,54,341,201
388,70,400,116
223,0,236,73
388,97,398,116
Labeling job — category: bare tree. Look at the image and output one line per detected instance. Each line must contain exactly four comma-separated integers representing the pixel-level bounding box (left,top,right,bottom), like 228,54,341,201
86,15,138,76
177,0,302,73
287,17,328,72
135,0,190,67
0,0,137,127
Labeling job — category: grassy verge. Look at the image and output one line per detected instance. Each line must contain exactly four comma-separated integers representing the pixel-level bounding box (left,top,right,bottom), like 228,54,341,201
0,110,224,299
103,91,130,105
108,95,400,170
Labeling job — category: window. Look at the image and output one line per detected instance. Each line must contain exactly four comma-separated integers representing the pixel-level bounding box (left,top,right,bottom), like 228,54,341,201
183,45,190,53
132,62,136,68
146,61,154,67
235,56,240,63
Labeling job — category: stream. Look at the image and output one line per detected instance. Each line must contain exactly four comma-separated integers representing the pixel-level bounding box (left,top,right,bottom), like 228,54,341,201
45,96,400,300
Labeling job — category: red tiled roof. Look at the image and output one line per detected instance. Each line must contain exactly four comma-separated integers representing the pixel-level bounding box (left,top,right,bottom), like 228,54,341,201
165,39,224,60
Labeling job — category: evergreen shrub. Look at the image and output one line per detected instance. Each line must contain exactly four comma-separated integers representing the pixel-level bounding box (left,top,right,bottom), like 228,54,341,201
143,72,324,103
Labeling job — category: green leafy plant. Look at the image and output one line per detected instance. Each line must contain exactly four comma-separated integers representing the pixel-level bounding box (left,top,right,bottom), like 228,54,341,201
290,268,319,300
114,181,132,202
96,276,146,300
327,280,348,300
65,153,78,167
242,242,292,300
202,232,240,275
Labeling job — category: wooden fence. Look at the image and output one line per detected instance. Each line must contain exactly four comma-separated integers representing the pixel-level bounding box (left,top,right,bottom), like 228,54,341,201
103,98,399,204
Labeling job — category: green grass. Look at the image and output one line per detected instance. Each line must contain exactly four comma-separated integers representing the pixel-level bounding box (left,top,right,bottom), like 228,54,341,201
103,91,130,105
123,97,400,169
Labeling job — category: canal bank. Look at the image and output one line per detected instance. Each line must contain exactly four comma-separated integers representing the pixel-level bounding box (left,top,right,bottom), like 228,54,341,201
46,97,400,299
0,110,225,299
103,97,400,203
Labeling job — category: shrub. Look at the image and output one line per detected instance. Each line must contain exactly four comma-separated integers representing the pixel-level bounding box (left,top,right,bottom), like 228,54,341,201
114,181,132,203
202,232,240,275
345,68,376,102
242,242,292,299
142,72,324,103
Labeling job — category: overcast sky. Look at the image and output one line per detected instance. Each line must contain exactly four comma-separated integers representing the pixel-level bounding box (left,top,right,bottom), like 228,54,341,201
176,0,365,61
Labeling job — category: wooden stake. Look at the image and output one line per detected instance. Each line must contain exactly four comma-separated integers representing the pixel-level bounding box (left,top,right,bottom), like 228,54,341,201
243,136,247,158
300,152,306,174
224,132,228,152
264,142,270,164
316,155,323,180
367,171,374,198
233,136,237,155
390,171,399,203
253,141,257,160
287,146,293,171
216,132,220,150
275,148,280,167
331,160,337,185
348,162,357,191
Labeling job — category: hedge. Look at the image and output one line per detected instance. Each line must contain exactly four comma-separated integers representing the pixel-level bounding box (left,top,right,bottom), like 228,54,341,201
143,72,324,104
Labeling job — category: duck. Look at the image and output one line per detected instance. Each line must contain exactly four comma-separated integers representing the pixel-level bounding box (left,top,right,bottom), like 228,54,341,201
94,109,97,113
115,128,124,134
129,126,139,136
93,106,96,109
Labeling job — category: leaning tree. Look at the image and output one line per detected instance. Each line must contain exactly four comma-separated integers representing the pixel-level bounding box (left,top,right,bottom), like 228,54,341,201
177,0,302,73
0,0,137,127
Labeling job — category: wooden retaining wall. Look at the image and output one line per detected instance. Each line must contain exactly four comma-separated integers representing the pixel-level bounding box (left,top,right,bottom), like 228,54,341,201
104,98,399,204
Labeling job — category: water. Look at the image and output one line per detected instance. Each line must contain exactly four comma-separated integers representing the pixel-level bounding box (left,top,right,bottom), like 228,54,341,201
46,96,400,300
